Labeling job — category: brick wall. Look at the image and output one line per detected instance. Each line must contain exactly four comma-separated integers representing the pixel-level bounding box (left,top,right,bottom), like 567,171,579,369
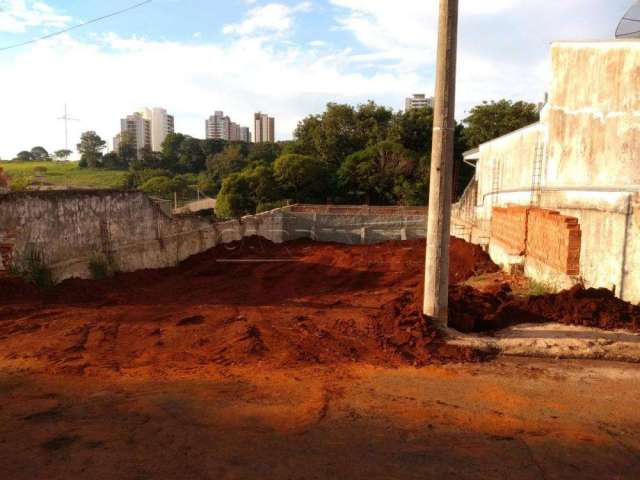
490,206,529,255
526,209,581,276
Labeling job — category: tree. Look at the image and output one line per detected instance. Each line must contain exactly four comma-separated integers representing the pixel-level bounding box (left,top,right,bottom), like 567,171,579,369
30,146,50,161
77,131,106,168
215,173,254,219
205,144,249,194
16,151,35,161
273,154,329,204
53,149,72,161
392,106,434,154
462,99,540,148
337,141,415,205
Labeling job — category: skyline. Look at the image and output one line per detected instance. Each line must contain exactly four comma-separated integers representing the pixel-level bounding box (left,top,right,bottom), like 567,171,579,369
0,0,632,159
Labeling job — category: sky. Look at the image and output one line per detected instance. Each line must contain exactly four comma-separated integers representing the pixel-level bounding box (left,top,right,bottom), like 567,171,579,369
0,0,632,159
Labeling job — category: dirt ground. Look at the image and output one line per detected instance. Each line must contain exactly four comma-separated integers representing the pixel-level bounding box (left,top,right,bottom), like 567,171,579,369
1,237,640,478
1,359,640,479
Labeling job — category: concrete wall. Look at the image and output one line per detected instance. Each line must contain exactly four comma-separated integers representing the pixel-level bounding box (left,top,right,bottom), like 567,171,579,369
547,41,640,187
0,192,427,283
453,41,640,303
0,191,220,282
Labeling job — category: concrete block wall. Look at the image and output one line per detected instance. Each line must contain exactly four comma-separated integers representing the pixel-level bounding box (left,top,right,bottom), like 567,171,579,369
526,209,581,276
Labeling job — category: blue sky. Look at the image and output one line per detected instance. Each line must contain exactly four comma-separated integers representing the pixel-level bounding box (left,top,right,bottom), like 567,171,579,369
0,0,632,158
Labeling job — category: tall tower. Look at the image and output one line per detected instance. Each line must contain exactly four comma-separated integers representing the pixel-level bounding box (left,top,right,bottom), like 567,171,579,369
254,112,275,143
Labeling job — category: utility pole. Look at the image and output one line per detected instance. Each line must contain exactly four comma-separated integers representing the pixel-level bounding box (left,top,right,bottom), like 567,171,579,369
423,0,459,329
57,103,79,151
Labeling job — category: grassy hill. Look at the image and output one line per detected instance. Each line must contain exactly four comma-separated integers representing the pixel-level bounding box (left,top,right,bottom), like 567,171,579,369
0,161,128,190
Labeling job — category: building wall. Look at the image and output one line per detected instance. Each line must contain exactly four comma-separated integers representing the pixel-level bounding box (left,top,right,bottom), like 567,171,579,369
546,41,640,187
454,41,640,303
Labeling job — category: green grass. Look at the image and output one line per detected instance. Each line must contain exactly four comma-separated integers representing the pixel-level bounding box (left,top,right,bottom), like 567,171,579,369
0,161,128,190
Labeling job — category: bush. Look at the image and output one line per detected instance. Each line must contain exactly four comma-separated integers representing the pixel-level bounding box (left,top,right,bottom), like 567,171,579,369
13,246,53,288
88,252,112,280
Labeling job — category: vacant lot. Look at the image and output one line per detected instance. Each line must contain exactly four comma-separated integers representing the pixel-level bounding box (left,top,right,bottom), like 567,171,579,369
1,238,639,479
0,161,128,189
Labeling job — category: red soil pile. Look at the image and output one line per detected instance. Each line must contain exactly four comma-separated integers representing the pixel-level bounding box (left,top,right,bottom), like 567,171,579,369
0,237,496,374
449,284,640,333
2,236,637,376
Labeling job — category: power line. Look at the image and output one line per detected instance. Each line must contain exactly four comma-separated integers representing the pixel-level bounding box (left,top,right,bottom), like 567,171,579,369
0,0,153,53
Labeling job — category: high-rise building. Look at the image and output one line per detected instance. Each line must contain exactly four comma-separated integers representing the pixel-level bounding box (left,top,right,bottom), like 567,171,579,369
254,112,275,143
206,111,231,140
141,107,175,151
405,94,434,111
116,112,151,153
240,126,251,143
205,111,251,142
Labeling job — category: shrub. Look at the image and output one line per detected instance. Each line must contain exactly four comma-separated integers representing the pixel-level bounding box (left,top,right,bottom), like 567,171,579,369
13,246,53,288
88,252,112,280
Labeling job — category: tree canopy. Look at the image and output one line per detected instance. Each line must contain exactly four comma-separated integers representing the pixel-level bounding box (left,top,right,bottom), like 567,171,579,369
462,99,540,148
77,131,106,168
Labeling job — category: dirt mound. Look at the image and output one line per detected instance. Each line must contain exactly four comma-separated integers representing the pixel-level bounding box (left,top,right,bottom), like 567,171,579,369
448,284,640,333
0,237,500,374
449,238,500,284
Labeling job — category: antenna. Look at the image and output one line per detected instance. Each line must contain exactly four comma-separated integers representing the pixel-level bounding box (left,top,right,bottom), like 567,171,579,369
57,103,80,151
616,2,640,39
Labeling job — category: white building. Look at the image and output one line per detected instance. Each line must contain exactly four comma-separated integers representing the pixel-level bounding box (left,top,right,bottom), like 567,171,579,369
404,94,434,111
254,112,275,143
206,111,251,142
116,112,151,152
141,107,175,152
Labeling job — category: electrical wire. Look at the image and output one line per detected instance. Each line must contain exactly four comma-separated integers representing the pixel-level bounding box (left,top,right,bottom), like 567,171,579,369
0,0,153,52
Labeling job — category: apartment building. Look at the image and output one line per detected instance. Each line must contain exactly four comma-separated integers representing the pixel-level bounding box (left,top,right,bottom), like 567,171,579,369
115,112,151,152
206,111,251,142
141,107,175,151
404,94,434,111
254,112,275,143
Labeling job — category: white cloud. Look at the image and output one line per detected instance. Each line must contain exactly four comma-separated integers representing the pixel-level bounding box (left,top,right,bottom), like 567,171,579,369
0,0,630,160
223,1,312,36
0,31,422,159
0,0,71,33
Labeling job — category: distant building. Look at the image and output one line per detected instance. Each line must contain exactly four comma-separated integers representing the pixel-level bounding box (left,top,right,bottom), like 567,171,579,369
141,107,174,152
254,112,275,143
405,94,434,111
116,112,151,153
240,126,251,143
206,111,251,142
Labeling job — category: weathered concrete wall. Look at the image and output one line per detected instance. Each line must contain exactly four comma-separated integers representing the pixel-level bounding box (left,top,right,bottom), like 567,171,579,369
0,191,220,281
452,41,640,303
0,192,428,283
547,41,640,187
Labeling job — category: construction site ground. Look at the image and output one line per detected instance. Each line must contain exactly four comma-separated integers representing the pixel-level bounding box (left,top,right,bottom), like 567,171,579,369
1,237,639,479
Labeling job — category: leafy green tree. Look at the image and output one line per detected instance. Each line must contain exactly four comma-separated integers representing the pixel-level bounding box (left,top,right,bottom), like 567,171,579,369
140,176,173,196
392,106,434,154
462,99,539,148
160,132,186,172
215,173,254,219
16,151,35,161
177,136,207,173
30,146,50,161
205,144,249,194
247,142,282,165
77,131,106,168
273,154,329,204
53,149,72,161
337,141,415,204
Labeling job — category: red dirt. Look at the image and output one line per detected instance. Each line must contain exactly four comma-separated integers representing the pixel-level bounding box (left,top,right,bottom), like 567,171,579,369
1,237,638,376
0,237,496,374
